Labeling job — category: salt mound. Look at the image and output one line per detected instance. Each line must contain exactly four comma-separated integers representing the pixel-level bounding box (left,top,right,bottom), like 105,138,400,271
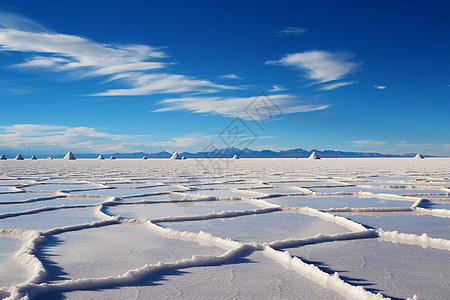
415,154,424,159
110,155,116,160
0,154,6,160
309,151,320,160
47,156,53,160
170,152,181,160
30,155,37,160
63,151,76,160
142,156,148,160
15,154,24,160
181,156,186,160
97,154,105,160
233,154,239,159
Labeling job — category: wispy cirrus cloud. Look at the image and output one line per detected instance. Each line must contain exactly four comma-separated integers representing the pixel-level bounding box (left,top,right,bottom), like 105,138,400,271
0,124,222,153
320,81,356,91
93,73,235,96
266,50,359,89
269,85,287,92
276,26,307,36
394,141,450,156
374,85,387,90
220,73,242,80
0,29,167,72
0,13,233,96
0,124,153,153
154,94,329,120
350,140,387,147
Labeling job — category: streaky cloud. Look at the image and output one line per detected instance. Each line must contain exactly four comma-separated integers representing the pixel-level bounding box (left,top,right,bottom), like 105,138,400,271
351,140,387,147
276,26,307,36
220,73,242,80
0,124,151,153
266,50,359,84
269,85,287,92
320,81,356,91
154,94,329,120
0,13,233,96
93,73,236,96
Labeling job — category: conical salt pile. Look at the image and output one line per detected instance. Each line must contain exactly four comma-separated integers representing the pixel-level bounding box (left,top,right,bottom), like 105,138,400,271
15,154,24,160
414,153,424,159
110,155,116,160
308,151,320,160
142,156,148,160
181,156,186,160
0,154,6,160
47,156,53,160
170,152,181,160
30,155,37,160
63,151,76,160
97,154,105,160
232,154,239,159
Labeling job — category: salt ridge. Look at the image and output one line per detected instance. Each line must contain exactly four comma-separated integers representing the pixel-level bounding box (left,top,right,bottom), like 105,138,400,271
0,159,448,299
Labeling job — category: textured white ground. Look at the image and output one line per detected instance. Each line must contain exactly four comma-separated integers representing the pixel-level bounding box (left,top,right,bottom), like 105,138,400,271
0,158,449,300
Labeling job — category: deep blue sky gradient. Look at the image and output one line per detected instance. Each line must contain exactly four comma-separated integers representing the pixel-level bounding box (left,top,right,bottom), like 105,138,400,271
0,0,449,155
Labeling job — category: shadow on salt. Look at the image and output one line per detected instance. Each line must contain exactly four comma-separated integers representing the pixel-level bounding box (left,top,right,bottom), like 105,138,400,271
39,223,224,282
182,189,265,198
25,184,101,192
0,207,99,231
164,212,350,244
74,186,170,197
358,176,413,181
252,187,307,195
117,193,187,203
284,239,450,300
341,214,450,240
0,236,27,288
57,251,342,300
0,179,34,186
105,201,259,219
0,197,104,214
265,196,414,209
0,193,57,203
188,183,267,190
420,201,450,210
104,183,164,189
270,181,345,188
309,186,446,195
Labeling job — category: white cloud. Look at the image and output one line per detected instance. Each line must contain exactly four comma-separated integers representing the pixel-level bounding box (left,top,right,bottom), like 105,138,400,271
374,85,387,90
93,73,235,96
0,29,166,70
0,124,152,153
0,13,232,96
220,73,242,79
154,94,329,120
351,140,387,147
269,85,287,92
320,81,356,91
0,124,226,153
266,51,358,84
276,27,307,36
0,11,49,32
394,141,450,156
149,134,210,152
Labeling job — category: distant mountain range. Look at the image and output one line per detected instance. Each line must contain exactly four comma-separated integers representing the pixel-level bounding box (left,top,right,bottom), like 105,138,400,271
34,147,425,159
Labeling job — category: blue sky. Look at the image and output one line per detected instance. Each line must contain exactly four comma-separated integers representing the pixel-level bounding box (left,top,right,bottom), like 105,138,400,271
0,0,449,155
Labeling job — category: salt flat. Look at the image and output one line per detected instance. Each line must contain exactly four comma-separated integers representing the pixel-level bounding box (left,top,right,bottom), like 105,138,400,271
0,158,449,300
